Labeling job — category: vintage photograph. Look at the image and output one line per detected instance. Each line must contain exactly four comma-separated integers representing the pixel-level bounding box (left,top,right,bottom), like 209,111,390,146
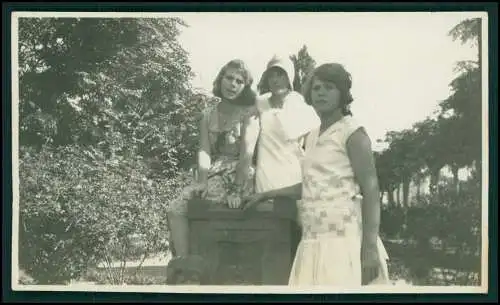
10,10,488,294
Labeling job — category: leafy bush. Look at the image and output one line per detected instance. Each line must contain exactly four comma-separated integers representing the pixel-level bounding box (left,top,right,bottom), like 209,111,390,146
381,180,481,285
17,16,206,286
380,205,406,239
403,182,481,253
19,145,189,285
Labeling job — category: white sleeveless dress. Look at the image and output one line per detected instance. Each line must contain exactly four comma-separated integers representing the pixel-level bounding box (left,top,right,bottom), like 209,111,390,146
288,116,390,287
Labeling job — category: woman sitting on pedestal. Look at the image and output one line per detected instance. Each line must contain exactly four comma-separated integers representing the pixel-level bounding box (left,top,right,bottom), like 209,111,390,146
166,59,259,260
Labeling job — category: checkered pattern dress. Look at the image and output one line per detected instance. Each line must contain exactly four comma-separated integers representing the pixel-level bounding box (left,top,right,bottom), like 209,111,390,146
288,116,390,286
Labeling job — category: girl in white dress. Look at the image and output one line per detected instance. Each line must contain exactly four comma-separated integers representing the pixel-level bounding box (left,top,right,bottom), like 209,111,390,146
244,55,320,261
252,55,320,195
243,63,390,287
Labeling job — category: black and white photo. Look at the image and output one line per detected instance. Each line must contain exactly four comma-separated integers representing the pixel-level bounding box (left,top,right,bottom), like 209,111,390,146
9,10,490,295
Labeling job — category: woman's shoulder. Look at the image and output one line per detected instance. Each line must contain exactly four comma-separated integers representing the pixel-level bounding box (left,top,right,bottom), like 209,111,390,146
199,103,213,121
199,103,220,132
242,104,260,119
340,116,367,145
342,116,363,132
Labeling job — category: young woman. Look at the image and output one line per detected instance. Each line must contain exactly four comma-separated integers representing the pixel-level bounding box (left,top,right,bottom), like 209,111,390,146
249,54,321,263
253,55,320,195
243,63,390,286
166,59,258,258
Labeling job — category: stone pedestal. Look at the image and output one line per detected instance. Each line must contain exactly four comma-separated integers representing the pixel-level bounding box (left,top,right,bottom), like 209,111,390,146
187,198,298,285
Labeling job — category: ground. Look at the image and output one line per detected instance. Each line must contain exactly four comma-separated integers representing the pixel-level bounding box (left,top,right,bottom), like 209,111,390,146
71,248,477,286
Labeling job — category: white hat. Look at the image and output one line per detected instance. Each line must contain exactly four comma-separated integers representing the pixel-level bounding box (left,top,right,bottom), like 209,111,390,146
258,55,295,92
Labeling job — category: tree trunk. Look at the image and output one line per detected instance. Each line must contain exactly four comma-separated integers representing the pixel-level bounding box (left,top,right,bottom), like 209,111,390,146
396,184,401,206
402,178,410,207
429,170,440,195
388,188,395,206
451,164,460,194
416,175,421,202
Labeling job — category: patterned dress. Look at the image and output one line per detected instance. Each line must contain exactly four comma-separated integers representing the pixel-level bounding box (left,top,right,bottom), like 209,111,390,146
168,102,258,215
288,116,390,286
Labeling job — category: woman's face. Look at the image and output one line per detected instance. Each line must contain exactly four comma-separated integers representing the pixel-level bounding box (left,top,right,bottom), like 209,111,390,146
310,77,342,115
220,67,246,101
266,67,289,94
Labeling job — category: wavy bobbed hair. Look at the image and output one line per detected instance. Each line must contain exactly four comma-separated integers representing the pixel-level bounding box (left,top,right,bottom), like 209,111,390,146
302,63,354,116
212,59,257,106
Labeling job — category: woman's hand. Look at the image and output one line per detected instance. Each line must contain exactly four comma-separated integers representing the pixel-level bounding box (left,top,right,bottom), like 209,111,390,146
227,193,242,209
241,192,266,210
361,240,380,285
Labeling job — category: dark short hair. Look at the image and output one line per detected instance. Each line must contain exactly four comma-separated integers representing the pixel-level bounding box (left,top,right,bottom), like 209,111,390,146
302,63,354,115
212,59,256,106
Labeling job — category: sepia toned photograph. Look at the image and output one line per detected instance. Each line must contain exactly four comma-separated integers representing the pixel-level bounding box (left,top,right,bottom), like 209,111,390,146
9,9,489,295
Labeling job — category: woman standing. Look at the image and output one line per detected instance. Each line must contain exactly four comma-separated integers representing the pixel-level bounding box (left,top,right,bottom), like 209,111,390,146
253,55,320,195
243,63,389,286
251,55,320,261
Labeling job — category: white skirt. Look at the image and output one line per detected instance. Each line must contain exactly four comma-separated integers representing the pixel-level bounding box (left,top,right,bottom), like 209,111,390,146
288,234,390,287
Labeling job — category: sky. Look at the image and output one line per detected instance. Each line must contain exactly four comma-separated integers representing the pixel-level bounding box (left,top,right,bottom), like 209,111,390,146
174,12,482,151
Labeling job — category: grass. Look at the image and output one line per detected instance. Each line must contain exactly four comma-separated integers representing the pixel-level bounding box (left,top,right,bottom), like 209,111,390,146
78,252,171,285
64,236,481,286
75,252,480,286
82,265,168,285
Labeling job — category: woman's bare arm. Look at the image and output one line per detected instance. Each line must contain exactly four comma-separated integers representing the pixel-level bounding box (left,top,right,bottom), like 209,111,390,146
242,183,302,210
197,111,211,185
346,128,381,246
235,110,260,187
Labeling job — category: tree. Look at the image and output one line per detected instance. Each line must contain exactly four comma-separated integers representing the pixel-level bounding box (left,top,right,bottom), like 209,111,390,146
290,45,316,92
412,118,447,195
17,17,200,284
439,115,474,192
448,17,481,67
375,149,399,206
18,17,141,147
18,17,200,177
445,17,482,179
439,67,481,173
379,128,425,207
